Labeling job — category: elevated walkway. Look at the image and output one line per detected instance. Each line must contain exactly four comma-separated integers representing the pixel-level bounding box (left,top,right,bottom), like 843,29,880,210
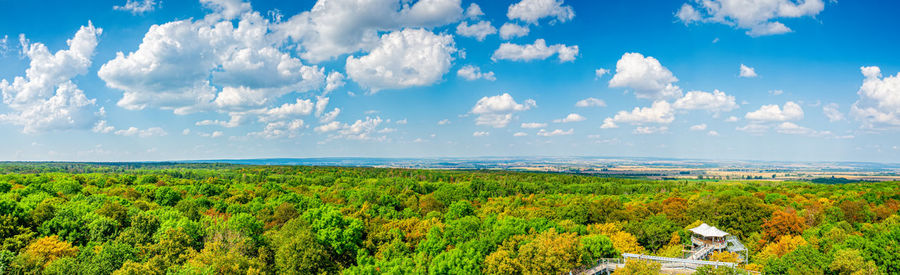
579,254,738,275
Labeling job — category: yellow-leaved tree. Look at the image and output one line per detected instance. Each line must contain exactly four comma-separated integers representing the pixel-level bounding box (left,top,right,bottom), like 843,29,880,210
709,251,741,263
756,235,806,263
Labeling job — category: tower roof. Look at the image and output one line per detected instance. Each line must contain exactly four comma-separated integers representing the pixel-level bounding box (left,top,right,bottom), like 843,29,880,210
689,223,729,237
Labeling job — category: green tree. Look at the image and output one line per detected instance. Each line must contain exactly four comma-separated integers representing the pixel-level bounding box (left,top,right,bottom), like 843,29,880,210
303,206,365,261
580,234,619,263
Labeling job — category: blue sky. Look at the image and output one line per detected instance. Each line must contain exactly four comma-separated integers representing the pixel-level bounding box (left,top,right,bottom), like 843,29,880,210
1,0,899,162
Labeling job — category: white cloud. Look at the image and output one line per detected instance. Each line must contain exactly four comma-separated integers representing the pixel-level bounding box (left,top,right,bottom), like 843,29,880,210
513,132,528,137
0,23,103,133
314,96,330,117
473,131,490,137
98,6,326,114
396,118,407,124
325,71,346,93
745,101,804,121
249,119,305,139
736,124,769,134
553,113,585,123
196,115,244,128
823,103,844,122
521,122,547,128
277,0,463,63
315,121,342,133
346,29,456,92
258,98,315,122
115,126,168,138
114,0,159,14
850,66,900,127
491,39,578,62
595,68,610,79
317,116,388,141
319,108,341,123
673,89,738,113
575,97,606,108
466,3,484,18
676,0,826,36
725,116,739,122
774,122,833,137
507,0,574,25
438,119,451,125
0,35,8,57
601,101,674,129
707,130,720,136
676,3,702,23
471,93,536,128
456,21,496,41
690,124,707,131
457,65,496,81
609,52,682,100
499,23,530,39
633,126,668,134
201,0,252,20
739,64,758,78
537,128,573,136
769,89,784,95
93,120,115,134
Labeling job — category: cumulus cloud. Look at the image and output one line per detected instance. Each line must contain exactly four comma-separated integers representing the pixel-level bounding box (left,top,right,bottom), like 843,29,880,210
314,121,342,133
775,122,822,136
325,71,346,93
248,119,305,139
595,68,609,79
0,35,8,57
438,119,451,125
114,0,159,14
491,39,578,62
673,89,738,114
745,101,803,121
473,131,490,137
850,66,900,127
633,126,668,134
456,21,496,41
499,23,530,40
513,132,528,137
609,52,682,100
471,93,536,128
466,3,484,18
457,65,496,81
575,97,606,108
258,98,315,122
537,128,573,136
346,29,456,92
739,64,758,78
99,3,325,114
507,0,575,25
823,103,844,122
521,122,547,128
277,0,463,63
0,23,103,133
553,113,585,123
676,0,826,36
690,123,707,131
316,116,389,141
708,130,720,136
601,101,674,129
115,126,168,137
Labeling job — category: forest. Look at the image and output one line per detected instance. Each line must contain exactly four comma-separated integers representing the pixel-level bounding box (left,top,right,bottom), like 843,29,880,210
0,162,897,274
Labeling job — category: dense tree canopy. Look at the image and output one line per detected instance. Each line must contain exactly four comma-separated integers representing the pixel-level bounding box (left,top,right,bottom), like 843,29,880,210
0,163,895,274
